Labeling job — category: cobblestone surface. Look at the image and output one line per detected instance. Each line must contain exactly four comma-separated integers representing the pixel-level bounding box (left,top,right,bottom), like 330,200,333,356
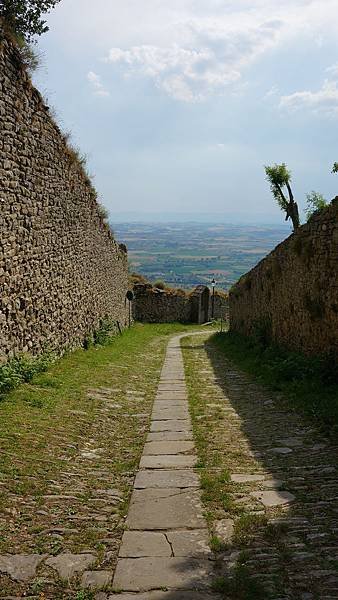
182,332,338,600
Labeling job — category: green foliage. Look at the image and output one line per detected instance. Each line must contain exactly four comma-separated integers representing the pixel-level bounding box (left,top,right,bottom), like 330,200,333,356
64,142,88,169
305,191,328,221
264,163,291,211
234,513,268,546
74,591,94,600
212,331,338,434
263,521,289,542
264,163,300,230
332,162,338,173
153,280,166,290
213,565,269,599
97,203,109,223
0,0,61,43
251,318,272,347
210,535,227,553
16,40,40,71
0,353,53,397
200,470,232,512
93,319,118,346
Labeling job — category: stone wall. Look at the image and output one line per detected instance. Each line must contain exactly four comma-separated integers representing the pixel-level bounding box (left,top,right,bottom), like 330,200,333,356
229,200,338,356
132,284,191,323
132,282,228,324
212,291,229,321
0,36,129,360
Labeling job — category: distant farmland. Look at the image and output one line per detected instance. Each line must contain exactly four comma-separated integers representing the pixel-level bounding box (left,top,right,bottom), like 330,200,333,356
114,222,290,291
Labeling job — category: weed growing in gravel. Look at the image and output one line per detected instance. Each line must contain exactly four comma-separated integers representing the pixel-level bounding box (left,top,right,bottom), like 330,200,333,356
210,534,227,552
264,521,289,542
200,472,232,512
75,591,95,600
213,564,269,599
233,513,268,546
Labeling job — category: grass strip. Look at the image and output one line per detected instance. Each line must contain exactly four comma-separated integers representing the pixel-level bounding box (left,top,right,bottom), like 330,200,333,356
0,322,199,597
212,331,338,434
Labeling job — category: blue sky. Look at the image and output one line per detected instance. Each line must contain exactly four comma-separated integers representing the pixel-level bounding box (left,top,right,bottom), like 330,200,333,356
34,0,338,223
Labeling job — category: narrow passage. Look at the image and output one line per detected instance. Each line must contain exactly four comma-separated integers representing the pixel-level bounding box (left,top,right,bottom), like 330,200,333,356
112,334,219,599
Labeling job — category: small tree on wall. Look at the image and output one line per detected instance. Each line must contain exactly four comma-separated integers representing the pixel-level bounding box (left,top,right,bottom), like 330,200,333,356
265,163,300,231
304,191,328,221
332,163,338,173
0,0,61,43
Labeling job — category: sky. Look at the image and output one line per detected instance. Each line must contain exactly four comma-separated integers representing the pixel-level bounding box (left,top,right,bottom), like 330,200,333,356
34,0,338,224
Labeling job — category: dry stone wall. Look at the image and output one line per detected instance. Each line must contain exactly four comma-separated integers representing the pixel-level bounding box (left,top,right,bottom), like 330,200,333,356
0,36,129,360
229,200,338,356
133,283,228,324
132,285,191,323
212,292,229,321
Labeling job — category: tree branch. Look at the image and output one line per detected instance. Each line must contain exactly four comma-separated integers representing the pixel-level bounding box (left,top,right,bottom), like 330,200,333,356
285,181,294,204
275,183,288,208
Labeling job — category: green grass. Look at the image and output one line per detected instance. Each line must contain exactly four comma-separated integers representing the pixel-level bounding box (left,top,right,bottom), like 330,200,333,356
200,471,232,512
0,352,54,396
213,565,269,599
182,333,247,529
74,591,95,600
210,534,227,553
212,331,338,434
0,322,201,596
233,513,268,547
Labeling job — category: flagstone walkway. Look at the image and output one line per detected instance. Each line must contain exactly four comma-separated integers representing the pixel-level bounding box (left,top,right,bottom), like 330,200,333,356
112,334,219,599
2,329,337,598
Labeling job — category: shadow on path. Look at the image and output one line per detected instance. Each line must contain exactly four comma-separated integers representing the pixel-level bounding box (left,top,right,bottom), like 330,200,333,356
181,333,338,600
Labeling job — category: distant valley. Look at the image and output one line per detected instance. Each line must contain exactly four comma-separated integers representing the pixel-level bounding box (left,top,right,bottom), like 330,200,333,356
113,222,291,291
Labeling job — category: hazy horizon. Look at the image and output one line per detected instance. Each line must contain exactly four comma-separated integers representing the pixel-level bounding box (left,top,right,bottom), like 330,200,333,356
109,211,293,227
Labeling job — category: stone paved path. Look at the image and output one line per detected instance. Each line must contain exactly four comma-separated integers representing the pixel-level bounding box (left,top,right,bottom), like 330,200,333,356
0,333,170,598
112,334,219,599
3,330,336,598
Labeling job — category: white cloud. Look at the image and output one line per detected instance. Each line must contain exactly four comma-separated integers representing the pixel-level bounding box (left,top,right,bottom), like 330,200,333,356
265,85,279,99
87,71,110,97
106,44,241,101
279,57,338,116
326,62,338,78
51,0,338,103
99,0,338,102
279,80,338,116
104,17,284,102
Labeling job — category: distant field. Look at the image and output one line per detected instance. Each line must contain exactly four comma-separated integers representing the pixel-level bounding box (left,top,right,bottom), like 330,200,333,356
113,222,290,291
